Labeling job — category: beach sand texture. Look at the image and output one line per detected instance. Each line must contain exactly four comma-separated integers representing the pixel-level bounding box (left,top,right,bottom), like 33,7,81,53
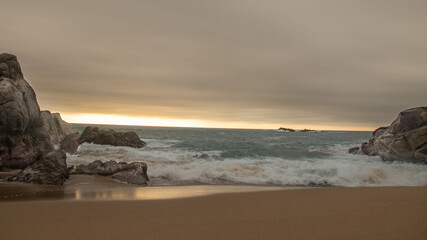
1,186,426,240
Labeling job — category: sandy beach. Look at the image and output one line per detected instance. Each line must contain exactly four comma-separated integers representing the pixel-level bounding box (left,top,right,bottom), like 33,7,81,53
0,178,426,240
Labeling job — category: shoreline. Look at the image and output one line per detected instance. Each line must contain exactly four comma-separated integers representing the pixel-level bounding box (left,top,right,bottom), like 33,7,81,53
1,174,426,202
0,174,294,202
0,185,426,240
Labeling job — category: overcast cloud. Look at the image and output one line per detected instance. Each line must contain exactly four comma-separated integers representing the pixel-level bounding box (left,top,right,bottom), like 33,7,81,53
1,0,426,129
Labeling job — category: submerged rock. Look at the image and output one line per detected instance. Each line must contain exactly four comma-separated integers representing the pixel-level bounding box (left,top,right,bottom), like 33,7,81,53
79,126,146,148
70,160,149,185
0,53,78,169
360,107,427,163
348,147,361,154
10,150,68,185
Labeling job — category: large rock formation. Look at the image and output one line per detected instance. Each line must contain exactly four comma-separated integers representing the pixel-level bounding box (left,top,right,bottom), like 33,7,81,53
70,160,149,185
360,107,427,163
79,126,146,148
0,53,78,169
10,150,68,185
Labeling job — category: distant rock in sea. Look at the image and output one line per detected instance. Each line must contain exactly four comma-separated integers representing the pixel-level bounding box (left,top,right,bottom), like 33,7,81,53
278,127,317,133
299,129,315,132
357,106,427,163
0,53,79,170
79,126,146,148
278,127,295,132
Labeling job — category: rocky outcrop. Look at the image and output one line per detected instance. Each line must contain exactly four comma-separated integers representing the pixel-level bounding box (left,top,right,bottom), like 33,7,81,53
360,107,427,163
70,160,149,185
79,126,146,148
10,150,68,185
0,53,78,169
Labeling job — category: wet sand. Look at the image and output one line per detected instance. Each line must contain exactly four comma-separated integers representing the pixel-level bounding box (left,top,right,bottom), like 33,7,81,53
0,177,426,239
0,175,286,201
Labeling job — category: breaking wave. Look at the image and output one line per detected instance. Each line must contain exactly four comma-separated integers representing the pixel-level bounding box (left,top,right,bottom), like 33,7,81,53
67,129,427,187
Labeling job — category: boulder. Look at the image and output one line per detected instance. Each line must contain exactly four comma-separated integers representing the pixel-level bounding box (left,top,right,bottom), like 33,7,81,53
79,126,146,148
70,160,149,185
0,53,78,169
10,150,68,185
360,107,427,163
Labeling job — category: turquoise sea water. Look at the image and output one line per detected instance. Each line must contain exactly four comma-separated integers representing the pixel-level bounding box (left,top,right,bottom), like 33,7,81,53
67,124,427,187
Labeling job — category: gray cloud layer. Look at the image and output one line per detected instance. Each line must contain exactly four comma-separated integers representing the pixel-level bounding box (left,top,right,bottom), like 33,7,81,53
1,0,426,129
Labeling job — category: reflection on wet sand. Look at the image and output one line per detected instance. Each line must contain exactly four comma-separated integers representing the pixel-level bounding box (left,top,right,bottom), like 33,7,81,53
0,175,285,201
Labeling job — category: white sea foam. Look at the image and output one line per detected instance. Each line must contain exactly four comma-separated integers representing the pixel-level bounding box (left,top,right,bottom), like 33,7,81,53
66,140,427,187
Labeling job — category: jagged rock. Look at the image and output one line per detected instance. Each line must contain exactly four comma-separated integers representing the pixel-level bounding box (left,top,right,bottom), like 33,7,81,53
60,132,80,154
10,150,68,185
39,111,77,144
0,53,77,169
70,160,149,185
360,107,427,163
79,126,146,148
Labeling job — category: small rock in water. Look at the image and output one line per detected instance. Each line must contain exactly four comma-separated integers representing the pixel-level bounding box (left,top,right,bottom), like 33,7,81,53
348,147,361,154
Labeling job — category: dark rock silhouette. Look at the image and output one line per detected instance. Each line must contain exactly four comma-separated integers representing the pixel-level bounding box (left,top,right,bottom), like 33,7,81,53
278,127,295,132
70,160,149,185
299,129,315,132
0,53,78,169
360,107,427,163
10,150,68,185
79,126,146,148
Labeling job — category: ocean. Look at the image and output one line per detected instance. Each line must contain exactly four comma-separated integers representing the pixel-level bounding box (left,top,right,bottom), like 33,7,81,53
67,124,427,187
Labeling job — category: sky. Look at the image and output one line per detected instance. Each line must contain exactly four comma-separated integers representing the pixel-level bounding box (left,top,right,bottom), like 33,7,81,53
1,0,426,130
